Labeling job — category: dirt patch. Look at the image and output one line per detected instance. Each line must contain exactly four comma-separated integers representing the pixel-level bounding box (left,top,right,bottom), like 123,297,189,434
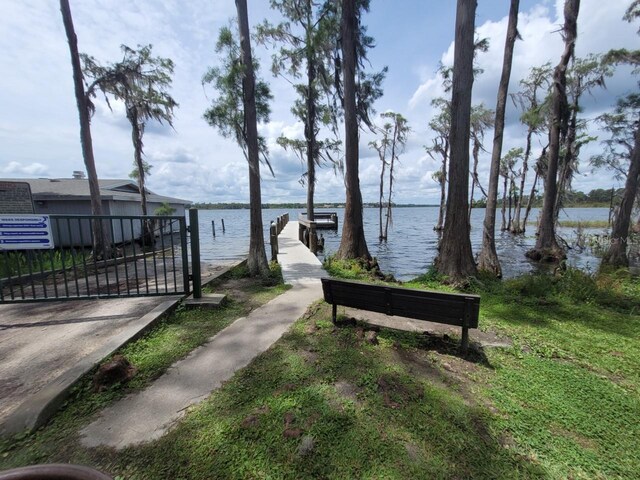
550,424,599,450
299,349,318,364
274,383,297,396
404,442,421,461
283,411,302,438
218,278,258,307
304,322,319,335
391,346,495,411
240,405,269,429
377,373,424,409
241,414,259,428
333,380,360,402
93,355,137,392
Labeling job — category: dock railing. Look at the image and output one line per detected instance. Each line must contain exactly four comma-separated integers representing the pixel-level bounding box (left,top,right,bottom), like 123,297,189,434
269,213,289,262
298,212,336,255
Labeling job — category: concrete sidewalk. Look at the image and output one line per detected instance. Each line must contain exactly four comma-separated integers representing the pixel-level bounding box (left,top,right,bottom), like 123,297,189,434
81,221,324,449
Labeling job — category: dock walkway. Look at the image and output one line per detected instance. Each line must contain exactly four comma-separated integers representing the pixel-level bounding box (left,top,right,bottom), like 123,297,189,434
81,221,324,449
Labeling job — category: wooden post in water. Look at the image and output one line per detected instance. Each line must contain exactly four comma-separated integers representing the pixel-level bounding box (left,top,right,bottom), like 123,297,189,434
211,220,215,237
221,218,225,233
309,222,318,254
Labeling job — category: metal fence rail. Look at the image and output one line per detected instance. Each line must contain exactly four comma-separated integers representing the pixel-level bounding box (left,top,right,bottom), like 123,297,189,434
0,214,190,303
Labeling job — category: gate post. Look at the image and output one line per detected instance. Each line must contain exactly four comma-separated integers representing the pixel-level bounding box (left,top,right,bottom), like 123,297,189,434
180,217,190,295
189,208,202,299
270,221,278,262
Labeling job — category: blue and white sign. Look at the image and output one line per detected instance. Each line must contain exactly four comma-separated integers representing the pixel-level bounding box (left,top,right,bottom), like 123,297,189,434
0,215,54,250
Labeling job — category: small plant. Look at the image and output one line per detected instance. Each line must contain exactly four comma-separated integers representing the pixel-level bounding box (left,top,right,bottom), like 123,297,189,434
323,255,370,280
0,249,89,278
154,202,176,216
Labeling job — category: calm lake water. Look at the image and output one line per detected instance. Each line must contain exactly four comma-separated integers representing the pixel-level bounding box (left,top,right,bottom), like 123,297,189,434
193,207,614,280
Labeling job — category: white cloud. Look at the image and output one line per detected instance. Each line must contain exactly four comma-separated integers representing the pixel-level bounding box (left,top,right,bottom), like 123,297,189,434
0,0,636,206
0,161,49,176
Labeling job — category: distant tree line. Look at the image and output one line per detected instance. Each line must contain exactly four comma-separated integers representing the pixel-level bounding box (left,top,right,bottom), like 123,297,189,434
191,202,438,210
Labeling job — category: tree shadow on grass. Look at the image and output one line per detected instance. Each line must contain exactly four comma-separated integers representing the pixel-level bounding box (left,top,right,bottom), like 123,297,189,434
484,295,640,340
117,334,549,480
477,273,640,339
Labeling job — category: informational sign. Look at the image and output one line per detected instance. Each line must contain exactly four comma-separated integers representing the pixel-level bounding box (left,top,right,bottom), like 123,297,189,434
0,215,54,250
0,181,35,214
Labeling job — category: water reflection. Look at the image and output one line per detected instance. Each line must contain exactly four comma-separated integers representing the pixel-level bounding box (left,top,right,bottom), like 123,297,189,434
195,207,624,281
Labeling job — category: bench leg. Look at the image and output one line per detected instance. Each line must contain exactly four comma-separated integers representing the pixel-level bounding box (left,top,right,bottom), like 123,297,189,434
332,303,337,324
461,326,469,354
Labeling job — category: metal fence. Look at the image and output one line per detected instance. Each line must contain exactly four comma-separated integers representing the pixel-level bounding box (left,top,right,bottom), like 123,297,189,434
0,214,190,303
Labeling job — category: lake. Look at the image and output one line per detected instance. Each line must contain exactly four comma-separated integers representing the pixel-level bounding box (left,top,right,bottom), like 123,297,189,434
193,207,614,280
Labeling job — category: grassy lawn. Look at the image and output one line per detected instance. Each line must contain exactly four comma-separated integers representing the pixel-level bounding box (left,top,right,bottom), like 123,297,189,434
1,262,639,479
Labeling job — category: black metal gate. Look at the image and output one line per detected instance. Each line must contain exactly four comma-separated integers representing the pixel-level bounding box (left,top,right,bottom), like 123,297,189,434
0,214,191,303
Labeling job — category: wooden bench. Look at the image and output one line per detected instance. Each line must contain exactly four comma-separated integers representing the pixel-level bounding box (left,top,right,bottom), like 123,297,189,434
321,277,480,353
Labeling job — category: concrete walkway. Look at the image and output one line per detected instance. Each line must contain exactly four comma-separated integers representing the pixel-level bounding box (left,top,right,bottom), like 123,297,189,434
81,221,324,449
0,296,182,437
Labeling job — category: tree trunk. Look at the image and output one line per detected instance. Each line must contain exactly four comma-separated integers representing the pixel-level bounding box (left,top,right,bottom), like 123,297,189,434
501,175,508,231
527,0,579,263
236,0,269,276
468,136,486,225
435,143,448,231
379,152,386,240
305,21,317,223
507,177,515,230
601,124,640,268
384,123,398,239
477,0,519,276
59,0,111,259
554,97,578,224
511,127,532,234
468,148,476,225
434,0,478,283
336,0,370,260
523,167,540,232
128,109,153,246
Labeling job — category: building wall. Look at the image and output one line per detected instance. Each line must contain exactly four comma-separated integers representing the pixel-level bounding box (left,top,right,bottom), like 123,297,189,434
33,199,186,248
34,200,108,247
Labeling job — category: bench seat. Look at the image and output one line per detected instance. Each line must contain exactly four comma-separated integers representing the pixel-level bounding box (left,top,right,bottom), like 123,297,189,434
321,277,480,352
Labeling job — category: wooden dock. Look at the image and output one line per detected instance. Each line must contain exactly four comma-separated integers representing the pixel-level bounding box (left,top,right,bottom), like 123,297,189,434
298,212,338,229
297,212,338,254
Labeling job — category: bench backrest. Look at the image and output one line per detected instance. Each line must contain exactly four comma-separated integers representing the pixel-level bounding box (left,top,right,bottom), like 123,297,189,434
321,277,480,328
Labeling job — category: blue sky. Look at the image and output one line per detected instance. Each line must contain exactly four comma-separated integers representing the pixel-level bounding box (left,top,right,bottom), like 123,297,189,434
0,0,637,205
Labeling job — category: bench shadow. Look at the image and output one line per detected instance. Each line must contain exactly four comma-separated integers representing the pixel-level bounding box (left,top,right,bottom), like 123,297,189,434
333,316,493,368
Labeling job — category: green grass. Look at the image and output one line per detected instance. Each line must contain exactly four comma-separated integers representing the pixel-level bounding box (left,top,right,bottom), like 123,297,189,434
468,270,640,478
2,263,639,479
0,249,91,278
558,220,610,229
526,220,610,229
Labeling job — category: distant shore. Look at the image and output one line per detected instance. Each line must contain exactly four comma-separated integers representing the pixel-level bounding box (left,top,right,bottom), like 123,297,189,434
190,202,612,210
